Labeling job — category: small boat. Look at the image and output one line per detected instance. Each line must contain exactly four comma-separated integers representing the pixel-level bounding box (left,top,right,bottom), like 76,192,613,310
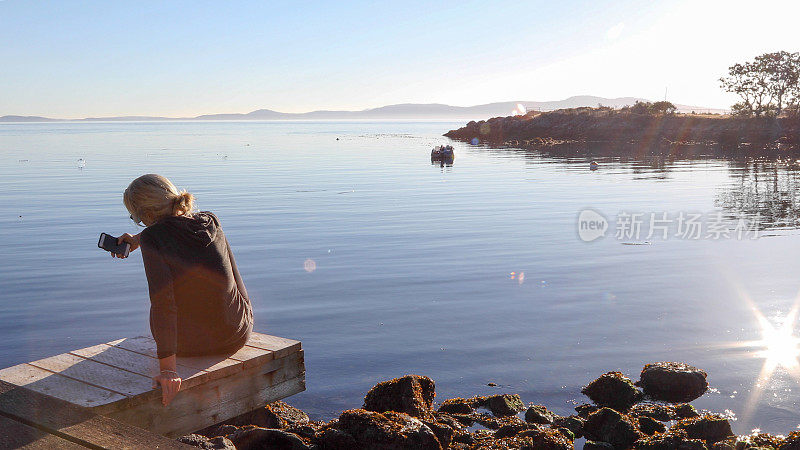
431,145,454,161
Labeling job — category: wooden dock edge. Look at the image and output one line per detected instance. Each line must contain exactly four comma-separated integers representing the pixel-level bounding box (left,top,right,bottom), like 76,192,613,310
0,333,306,446
0,380,191,449
105,352,306,437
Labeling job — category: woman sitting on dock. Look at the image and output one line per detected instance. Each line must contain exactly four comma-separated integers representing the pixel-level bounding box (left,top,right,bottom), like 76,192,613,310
113,174,254,406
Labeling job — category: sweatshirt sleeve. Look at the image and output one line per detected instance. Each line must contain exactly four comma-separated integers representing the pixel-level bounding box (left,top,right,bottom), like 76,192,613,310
140,232,178,359
226,237,249,300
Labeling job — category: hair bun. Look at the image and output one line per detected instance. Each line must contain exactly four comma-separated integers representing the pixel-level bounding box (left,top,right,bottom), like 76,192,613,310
174,190,194,214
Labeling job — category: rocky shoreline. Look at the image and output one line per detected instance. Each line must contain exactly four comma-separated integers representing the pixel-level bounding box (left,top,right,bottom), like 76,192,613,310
175,362,800,450
443,108,800,154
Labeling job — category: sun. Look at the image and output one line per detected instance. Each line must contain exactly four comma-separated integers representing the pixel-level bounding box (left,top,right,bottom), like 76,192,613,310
753,307,800,371
733,300,800,426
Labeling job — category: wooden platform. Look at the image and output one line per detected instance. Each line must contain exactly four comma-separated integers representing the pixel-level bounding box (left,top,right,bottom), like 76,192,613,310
0,379,192,449
0,333,305,441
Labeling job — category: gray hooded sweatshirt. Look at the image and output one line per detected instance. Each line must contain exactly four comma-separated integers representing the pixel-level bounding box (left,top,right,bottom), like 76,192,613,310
139,211,253,359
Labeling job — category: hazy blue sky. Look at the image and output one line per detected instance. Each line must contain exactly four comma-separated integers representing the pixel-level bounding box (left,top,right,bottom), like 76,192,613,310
2,0,799,117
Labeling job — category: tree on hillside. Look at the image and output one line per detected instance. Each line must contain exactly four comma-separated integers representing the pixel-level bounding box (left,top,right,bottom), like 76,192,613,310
650,101,677,115
623,101,676,115
720,51,800,117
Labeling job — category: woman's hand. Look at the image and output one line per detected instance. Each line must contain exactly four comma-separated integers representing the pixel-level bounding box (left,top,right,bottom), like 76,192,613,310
152,372,182,406
112,233,141,258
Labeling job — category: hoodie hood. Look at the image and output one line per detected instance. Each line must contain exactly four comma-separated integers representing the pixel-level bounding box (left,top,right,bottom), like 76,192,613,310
156,211,219,247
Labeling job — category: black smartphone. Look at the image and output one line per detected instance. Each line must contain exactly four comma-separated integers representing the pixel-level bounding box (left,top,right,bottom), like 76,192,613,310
98,233,130,257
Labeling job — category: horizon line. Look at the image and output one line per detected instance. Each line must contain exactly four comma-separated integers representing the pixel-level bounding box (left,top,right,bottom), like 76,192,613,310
0,95,730,122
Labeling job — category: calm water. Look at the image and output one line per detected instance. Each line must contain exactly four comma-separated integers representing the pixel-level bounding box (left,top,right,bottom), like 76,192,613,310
2,121,800,435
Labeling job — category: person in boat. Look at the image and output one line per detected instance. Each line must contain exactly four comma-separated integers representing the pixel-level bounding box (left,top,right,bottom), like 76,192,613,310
113,174,253,406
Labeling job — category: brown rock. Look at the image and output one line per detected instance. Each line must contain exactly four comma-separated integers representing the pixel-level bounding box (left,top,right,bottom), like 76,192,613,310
468,428,572,450
575,403,600,418
494,421,532,438
195,424,239,439
633,429,706,449
629,403,676,422
523,428,574,449
445,413,475,427
263,401,311,428
471,414,527,430
227,427,313,450
317,428,357,449
583,407,644,449
551,415,584,439
484,394,526,417
712,433,784,449
205,400,309,430
285,421,326,440
334,409,441,450
673,414,734,446
582,372,643,411
437,397,483,414
363,375,436,419
524,405,557,424
177,434,236,449
432,412,465,429
637,416,666,436
674,403,700,419
780,430,800,449
638,362,709,403
421,419,456,448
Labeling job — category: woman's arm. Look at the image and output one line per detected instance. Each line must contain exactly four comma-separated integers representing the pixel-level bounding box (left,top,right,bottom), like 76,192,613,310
141,236,178,358
140,234,182,405
152,355,181,406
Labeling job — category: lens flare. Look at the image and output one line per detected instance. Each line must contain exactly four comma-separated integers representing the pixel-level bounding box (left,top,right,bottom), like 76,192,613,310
721,285,800,426
754,310,800,370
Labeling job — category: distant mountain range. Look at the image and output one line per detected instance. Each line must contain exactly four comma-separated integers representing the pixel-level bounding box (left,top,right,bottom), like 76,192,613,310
0,96,727,122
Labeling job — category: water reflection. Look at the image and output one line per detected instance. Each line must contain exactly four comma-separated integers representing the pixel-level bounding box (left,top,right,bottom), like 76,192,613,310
466,143,800,231
431,159,453,172
718,160,800,229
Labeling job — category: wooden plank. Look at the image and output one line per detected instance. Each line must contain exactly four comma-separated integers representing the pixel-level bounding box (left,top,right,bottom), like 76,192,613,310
0,380,191,449
245,334,301,358
109,335,280,377
0,415,86,449
0,364,125,409
70,344,209,388
225,344,275,369
98,337,283,390
119,350,303,411
172,374,306,438
28,352,152,397
111,336,244,377
106,336,161,359
108,373,306,438
106,351,305,437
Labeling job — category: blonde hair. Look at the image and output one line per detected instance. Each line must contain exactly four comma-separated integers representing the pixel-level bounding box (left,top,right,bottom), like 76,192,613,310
123,174,194,225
